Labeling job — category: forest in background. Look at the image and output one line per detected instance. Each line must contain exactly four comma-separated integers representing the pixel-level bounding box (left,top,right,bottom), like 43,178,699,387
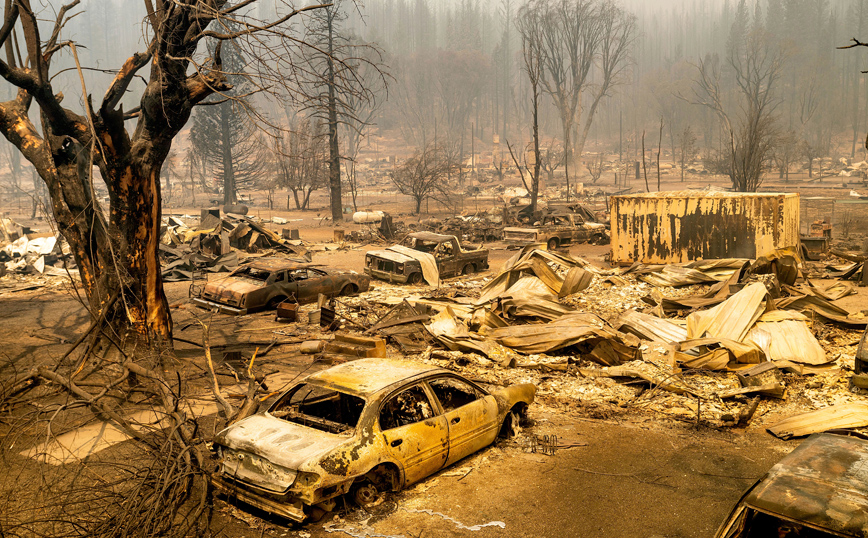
1,0,866,205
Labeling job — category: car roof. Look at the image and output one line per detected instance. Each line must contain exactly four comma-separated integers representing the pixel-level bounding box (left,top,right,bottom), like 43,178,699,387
305,358,446,396
408,231,454,242
743,433,868,536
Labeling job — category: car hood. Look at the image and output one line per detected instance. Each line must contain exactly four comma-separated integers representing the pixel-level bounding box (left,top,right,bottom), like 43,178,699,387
204,278,265,298
367,248,415,263
215,413,350,471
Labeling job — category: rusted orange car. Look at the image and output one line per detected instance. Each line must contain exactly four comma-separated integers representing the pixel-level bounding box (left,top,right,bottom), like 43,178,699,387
192,258,370,315
211,358,536,522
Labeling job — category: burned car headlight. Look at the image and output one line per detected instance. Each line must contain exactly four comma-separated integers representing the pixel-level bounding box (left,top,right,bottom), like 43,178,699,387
293,471,321,489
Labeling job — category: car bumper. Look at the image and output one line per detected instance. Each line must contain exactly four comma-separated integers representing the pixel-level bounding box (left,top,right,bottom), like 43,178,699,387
364,267,410,283
211,474,307,522
191,297,248,316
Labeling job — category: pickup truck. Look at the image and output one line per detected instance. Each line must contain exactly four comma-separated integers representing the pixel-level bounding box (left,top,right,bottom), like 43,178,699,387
364,232,489,285
504,212,609,250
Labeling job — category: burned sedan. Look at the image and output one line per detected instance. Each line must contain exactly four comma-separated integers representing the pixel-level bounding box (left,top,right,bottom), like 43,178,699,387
211,358,536,522
192,258,369,315
714,432,868,538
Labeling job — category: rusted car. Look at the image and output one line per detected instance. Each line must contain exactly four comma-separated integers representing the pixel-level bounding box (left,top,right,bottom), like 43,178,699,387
211,358,535,522
364,232,489,285
504,211,609,250
192,258,370,315
714,432,868,538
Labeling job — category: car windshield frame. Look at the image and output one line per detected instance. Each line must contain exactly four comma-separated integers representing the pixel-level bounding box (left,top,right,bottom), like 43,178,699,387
268,382,367,435
230,266,272,282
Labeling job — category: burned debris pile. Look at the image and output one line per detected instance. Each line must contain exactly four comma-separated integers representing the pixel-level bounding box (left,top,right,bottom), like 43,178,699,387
315,245,868,436
0,217,78,288
159,211,310,282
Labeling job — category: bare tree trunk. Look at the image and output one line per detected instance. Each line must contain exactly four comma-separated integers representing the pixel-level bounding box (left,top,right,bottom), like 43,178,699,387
326,18,342,223
530,79,541,214
657,117,663,191
641,130,649,192
220,103,236,206
563,122,571,201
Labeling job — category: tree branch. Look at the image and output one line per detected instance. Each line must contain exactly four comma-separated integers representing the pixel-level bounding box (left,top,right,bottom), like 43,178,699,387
101,51,152,113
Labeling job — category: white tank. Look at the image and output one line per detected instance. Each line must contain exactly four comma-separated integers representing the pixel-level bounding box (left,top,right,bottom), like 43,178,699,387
353,211,385,224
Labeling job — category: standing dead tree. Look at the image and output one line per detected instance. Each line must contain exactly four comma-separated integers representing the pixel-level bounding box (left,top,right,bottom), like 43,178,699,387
389,144,456,214
516,2,544,213
519,0,635,200
0,0,337,345
690,29,784,192
299,0,388,222
275,114,329,210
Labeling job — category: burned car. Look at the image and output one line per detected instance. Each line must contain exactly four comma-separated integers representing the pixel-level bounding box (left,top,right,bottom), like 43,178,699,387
504,211,609,250
211,358,535,522
192,258,369,315
364,232,489,286
714,432,868,538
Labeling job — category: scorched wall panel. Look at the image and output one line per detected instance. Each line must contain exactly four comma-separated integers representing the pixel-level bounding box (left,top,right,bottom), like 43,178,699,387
610,191,800,265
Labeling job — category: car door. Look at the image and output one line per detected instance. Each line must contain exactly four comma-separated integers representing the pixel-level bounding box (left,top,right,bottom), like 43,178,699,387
287,269,314,303
272,270,301,303
435,241,459,277
572,216,591,243
427,377,499,467
378,383,449,486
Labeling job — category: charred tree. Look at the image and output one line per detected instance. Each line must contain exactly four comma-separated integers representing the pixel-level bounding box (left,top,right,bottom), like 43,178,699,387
516,4,543,213
390,144,455,214
301,0,386,223
0,1,329,344
190,38,266,207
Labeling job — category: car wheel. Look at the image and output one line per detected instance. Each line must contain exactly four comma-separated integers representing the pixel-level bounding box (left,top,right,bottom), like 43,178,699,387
547,238,559,251
499,404,530,438
339,283,358,296
352,482,385,508
267,296,287,309
351,464,398,513
407,272,423,285
461,264,474,276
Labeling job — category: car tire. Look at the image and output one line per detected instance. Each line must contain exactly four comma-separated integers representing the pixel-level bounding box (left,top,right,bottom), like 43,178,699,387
499,404,530,438
547,238,559,251
267,296,287,309
407,272,423,285
461,264,475,276
339,283,358,296
351,464,398,512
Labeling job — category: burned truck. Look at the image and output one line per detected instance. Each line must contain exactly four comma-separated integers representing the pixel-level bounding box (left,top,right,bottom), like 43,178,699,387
364,232,489,286
504,212,609,250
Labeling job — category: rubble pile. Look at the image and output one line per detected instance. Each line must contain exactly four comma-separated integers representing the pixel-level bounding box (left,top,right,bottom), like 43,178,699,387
159,212,310,281
327,247,868,435
0,217,76,283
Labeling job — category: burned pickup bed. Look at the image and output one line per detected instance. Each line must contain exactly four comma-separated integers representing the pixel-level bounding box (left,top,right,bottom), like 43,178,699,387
192,258,369,315
364,232,489,286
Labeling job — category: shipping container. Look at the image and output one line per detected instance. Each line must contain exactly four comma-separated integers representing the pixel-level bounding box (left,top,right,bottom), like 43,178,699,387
610,191,800,265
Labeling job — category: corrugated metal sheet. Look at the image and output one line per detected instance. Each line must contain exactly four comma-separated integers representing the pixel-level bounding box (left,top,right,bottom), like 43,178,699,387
610,191,800,265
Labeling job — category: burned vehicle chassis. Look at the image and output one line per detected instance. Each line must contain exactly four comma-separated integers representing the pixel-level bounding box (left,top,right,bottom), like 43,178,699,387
210,359,535,523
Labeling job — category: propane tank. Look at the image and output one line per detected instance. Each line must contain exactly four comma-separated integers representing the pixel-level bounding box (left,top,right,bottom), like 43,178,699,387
353,211,385,224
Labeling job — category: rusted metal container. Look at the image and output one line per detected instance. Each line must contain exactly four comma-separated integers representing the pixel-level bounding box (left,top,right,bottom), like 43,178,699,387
275,300,298,321
610,191,800,265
